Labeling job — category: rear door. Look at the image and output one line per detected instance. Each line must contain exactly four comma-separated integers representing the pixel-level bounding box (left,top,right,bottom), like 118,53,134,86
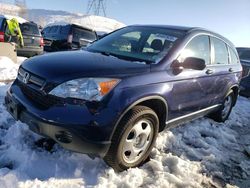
207,37,236,105
20,22,41,48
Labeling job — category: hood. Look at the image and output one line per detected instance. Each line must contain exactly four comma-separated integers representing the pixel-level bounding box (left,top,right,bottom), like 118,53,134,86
21,50,150,83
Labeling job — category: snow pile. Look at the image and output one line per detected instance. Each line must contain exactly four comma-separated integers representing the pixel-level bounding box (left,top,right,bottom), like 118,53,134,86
0,56,26,82
0,78,249,187
17,57,27,65
0,57,19,81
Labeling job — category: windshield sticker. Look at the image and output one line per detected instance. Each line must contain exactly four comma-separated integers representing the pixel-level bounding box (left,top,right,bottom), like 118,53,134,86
155,34,178,42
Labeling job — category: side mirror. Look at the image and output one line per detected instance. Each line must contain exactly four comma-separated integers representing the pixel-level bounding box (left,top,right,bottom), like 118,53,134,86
171,57,206,75
182,57,206,70
172,57,206,70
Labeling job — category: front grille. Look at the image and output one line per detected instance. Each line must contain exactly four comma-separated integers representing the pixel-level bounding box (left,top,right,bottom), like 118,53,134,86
18,81,64,109
18,67,45,88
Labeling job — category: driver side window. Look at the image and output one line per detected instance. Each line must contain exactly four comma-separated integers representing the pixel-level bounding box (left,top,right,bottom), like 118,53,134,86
178,35,210,65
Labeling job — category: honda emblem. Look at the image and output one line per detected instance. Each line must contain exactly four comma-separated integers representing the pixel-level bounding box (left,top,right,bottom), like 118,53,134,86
23,72,30,84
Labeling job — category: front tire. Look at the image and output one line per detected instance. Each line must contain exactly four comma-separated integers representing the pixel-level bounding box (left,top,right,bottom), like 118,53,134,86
210,90,234,122
104,106,159,172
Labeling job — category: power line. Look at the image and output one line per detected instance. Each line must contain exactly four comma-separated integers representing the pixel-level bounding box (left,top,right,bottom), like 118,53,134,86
87,0,107,17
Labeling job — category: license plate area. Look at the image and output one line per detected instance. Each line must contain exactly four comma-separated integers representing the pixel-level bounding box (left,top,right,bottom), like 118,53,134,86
24,38,32,44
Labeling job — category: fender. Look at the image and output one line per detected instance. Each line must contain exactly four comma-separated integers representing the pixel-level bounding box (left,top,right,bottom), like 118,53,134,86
228,84,239,106
109,95,168,140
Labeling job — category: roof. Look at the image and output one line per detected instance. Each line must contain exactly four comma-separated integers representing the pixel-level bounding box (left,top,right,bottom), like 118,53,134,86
130,24,194,32
45,21,94,31
130,25,235,47
189,27,235,47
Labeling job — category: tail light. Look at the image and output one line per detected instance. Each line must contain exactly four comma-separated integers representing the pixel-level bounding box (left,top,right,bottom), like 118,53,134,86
0,32,4,42
40,37,44,46
67,34,73,43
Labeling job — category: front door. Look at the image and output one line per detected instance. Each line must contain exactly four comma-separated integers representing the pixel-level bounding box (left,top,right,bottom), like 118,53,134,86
167,35,215,120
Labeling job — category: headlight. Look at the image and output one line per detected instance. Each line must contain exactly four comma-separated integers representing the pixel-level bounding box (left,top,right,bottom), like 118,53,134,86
49,78,120,101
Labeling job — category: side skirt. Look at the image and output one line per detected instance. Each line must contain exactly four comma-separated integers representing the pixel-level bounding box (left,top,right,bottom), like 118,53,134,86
165,104,221,129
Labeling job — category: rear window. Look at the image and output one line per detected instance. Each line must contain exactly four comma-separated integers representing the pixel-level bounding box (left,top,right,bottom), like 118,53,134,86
72,27,96,42
60,25,70,34
20,23,40,35
49,26,59,33
42,27,50,34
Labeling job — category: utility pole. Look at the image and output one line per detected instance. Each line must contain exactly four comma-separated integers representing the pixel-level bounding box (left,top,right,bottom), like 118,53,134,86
87,0,107,17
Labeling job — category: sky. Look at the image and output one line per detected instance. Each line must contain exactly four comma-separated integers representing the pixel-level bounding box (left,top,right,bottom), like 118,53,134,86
3,0,250,47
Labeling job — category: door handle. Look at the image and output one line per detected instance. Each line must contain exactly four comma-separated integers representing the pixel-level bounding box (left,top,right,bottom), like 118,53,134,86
229,68,234,72
206,69,213,75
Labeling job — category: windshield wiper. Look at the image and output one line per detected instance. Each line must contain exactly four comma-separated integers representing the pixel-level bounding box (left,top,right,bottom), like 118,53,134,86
88,49,153,64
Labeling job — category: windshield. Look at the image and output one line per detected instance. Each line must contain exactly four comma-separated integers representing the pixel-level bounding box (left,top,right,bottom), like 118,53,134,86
86,26,185,63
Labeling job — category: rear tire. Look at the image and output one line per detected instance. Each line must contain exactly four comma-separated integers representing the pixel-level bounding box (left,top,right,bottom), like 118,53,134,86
210,90,234,122
104,106,159,172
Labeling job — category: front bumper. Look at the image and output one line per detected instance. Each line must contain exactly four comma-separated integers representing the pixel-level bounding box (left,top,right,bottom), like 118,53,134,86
5,85,112,157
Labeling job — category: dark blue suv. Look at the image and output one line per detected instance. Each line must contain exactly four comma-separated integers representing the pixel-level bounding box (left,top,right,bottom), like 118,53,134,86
5,25,242,171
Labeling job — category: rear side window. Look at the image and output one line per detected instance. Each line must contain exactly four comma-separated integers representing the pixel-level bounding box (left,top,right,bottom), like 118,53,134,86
20,23,40,35
178,35,210,64
229,47,239,64
212,37,229,65
72,27,96,42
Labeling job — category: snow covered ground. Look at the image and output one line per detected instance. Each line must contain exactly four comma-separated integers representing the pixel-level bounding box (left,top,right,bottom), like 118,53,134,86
0,57,249,187
1,86,249,188
0,56,26,82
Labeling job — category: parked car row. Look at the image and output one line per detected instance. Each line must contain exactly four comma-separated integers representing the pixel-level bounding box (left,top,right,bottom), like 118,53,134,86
0,15,101,57
0,15,44,57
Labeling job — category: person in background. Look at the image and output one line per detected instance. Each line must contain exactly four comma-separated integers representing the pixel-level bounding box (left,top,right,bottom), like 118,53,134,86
6,18,24,48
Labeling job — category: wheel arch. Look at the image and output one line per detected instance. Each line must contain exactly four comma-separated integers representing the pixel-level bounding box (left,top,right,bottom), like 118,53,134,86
228,84,239,106
109,95,168,141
